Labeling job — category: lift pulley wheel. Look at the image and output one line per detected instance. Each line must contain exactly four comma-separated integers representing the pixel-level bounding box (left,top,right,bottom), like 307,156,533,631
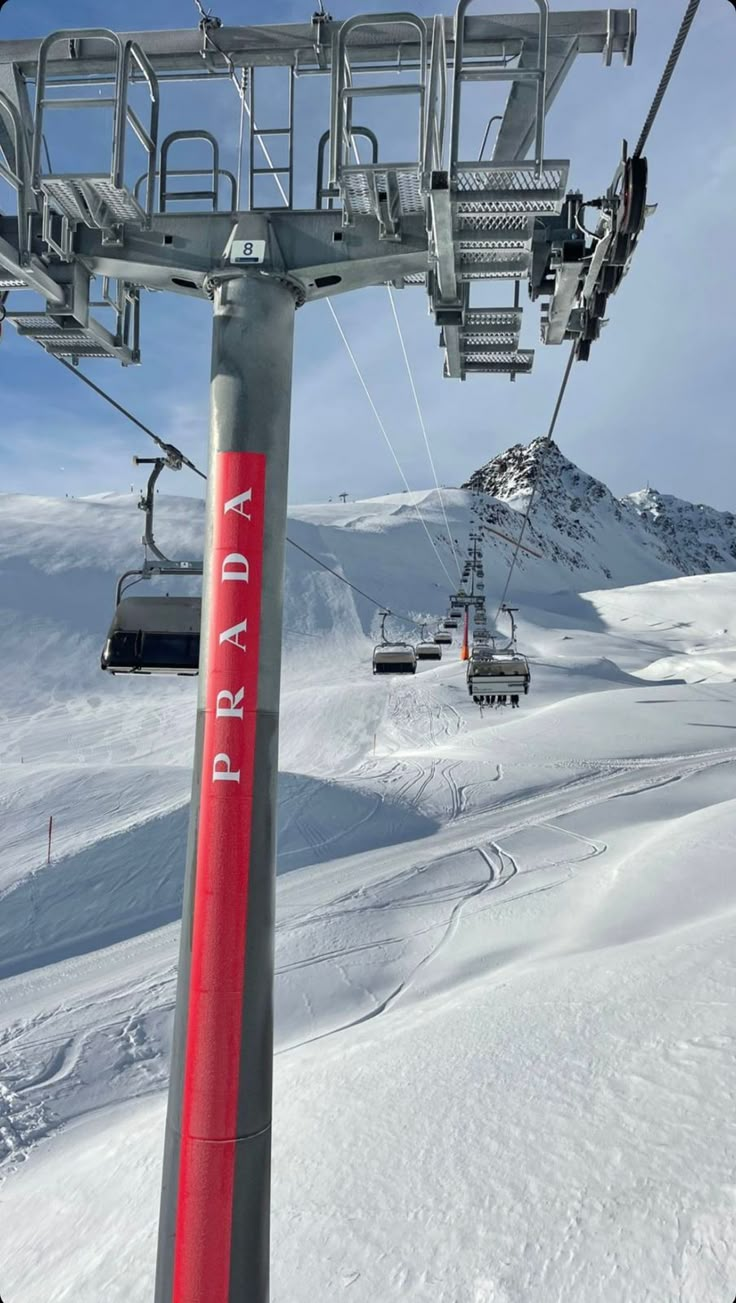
619,155,648,238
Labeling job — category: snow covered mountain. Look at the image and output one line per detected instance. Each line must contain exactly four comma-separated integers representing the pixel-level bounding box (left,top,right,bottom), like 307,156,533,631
464,437,736,584
1,460,736,1303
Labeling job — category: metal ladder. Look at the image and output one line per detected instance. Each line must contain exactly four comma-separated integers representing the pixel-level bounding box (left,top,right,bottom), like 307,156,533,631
248,66,295,209
5,267,140,363
432,0,568,379
31,29,160,239
329,13,428,235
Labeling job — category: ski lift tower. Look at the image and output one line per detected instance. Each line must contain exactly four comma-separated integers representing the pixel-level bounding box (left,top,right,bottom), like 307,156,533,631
0,6,638,1301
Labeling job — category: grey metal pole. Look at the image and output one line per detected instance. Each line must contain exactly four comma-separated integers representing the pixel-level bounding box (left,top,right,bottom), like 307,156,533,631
155,272,296,1303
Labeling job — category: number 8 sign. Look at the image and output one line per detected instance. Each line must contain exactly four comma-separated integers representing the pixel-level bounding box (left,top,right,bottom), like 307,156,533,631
229,239,267,265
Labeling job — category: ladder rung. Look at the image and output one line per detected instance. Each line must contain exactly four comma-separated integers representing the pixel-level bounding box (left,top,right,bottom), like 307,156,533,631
42,96,117,109
161,189,217,202
459,67,542,83
251,166,290,176
342,84,422,99
253,127,291,137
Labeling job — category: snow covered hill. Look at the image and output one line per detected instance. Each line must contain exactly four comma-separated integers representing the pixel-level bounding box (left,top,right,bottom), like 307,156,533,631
0,457,735,1303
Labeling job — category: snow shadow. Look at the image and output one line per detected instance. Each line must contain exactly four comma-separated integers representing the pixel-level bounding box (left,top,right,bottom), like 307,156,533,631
0,806,190,980
277,771,440,873
0,774,439,978
522,590,607,631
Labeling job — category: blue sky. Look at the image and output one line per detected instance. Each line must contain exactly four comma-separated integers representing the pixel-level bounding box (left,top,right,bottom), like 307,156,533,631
1,0,734,509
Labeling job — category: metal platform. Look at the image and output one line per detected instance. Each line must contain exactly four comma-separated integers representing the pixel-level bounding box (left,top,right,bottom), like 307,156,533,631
453,162,569,216
459,349,534,377
340,165,424,222
0,7,636,377
42,176,146,228
8,311,135,362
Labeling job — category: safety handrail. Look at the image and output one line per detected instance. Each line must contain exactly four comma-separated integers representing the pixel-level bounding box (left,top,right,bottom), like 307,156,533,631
134,167,237,213
119,41,160,220
158,130,229,212
0,92,29,258
31,28,160,224
31,29,125,191
421,14,447,185
116,563,203,606
450,0,548,177
329,13,428,188
316,125,378,208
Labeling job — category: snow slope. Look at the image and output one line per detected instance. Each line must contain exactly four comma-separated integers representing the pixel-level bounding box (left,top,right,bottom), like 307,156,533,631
1,466,735,1303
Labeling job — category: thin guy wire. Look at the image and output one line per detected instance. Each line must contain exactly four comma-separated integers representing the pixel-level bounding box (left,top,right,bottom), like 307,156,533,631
634,0,701,158
235,67,246,207
326,298,457,591
495,343,576,620
386,286,462,579
344,133,457,589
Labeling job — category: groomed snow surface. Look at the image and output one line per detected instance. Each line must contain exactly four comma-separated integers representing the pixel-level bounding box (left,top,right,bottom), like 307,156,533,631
0,486,735,1303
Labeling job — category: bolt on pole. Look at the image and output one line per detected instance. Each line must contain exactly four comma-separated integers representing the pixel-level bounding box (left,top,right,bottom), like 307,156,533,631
155,274,296,1303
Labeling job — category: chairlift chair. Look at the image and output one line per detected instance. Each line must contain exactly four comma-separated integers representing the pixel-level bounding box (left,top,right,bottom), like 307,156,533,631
372,610,417,674
467,605,530,706
416,640,442,661
434,629,452,645
467,649,530,695
101,454,203,676
443,618,458,629
372,645,417,674
101,595,201,674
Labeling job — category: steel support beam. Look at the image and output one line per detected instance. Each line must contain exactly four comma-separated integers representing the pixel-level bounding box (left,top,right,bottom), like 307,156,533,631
0,13,637,77
493,38,578,163
429,172,458,307
155,273,295,1303
442,323,463,378
71,211,430,299
0,231,66,303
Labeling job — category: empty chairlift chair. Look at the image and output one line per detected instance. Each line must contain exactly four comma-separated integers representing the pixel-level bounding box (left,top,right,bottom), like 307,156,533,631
101,454,203,676
416,639,442,661
372,643,417,674
372,611,418,675
101,595,201,675
434,628,452,645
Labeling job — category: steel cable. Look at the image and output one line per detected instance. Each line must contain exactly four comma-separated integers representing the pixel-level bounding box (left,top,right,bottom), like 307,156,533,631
633,0,701,158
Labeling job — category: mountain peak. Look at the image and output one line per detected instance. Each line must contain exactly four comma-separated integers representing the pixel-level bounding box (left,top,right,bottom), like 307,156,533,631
462,436,565,502
462,438,736,580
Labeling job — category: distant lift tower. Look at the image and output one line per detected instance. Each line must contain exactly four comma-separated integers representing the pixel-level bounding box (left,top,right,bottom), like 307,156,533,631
0,7,638,1302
